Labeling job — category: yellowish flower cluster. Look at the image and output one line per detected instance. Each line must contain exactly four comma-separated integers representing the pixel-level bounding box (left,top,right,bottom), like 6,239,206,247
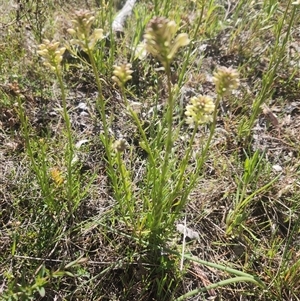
112,63,133,87
37,40,66,71
212,66,240,96
185,95,215,126
67,10,104,52
50,167,64,186
113,139,127,153
144,16,190,68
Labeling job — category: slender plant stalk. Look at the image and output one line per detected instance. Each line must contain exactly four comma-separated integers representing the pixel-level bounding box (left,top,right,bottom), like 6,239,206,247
152,62,173,232
175,277,262,301
177,0,206,88
55,66,75,217
116,151,134,229
17,95,54,207
86,48,109,143
248,0,295,131
200,96,220,165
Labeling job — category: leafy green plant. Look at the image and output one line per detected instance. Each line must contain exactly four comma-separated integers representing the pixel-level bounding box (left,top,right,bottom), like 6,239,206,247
2,257,87,301
59,9,262,299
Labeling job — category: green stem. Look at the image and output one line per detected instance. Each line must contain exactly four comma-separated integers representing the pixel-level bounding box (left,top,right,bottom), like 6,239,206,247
116,151,133,230
180,95,221,202
183,254,265,287
170,124,198,211
87,48,109,141
248,0,295,130
84,42,115,195
199,95,221,169
153,61,173,230
175,276,261,301
55,67,74,219
178,1,205,88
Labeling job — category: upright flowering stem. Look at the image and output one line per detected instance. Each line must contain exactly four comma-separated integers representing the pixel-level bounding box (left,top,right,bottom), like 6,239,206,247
143,17,190,240
200,67,239,168
148,61,174,235
165,62,174,158
168,95,216,213
56,66,75,218
169,123,198,217
111,64,139,230
113,139,135,230
87,48,109,143
199,95,220,168
158,61,173,213
68,10,109,149
37,39,75,219
112,63,133,106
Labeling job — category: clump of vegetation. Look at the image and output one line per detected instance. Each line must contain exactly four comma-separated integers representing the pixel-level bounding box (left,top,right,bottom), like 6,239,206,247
1,0,300,300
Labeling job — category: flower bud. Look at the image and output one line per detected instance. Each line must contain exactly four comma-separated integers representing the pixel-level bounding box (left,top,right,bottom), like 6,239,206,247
213,67,239,96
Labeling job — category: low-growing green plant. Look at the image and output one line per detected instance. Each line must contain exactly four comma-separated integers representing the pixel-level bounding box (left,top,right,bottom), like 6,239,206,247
2,256,87,300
